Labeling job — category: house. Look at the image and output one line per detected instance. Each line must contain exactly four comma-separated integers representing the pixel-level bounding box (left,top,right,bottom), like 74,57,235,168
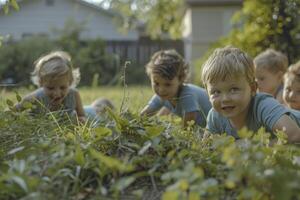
0,0,139,40
183,0,243,64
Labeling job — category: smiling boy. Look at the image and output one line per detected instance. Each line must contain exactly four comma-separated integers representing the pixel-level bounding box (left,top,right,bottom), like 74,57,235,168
201,46,300,143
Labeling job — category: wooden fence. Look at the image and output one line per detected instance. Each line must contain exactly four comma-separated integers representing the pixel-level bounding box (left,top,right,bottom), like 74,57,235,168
104,39,184,67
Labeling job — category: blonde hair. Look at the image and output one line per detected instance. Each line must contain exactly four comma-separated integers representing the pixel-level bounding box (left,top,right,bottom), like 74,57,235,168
201,46,255,86
91,98,115,112
254,49,288,74
31,51,80,87
284,61,300,83
145,49,189,82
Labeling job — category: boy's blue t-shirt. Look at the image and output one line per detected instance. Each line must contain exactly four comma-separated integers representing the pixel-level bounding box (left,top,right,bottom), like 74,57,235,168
147,83,212,127
206,93,300,138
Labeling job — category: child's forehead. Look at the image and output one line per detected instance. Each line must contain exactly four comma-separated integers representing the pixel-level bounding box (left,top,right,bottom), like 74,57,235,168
208,75,248,86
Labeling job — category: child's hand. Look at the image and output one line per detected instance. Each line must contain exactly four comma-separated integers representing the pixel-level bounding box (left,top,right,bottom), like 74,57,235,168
78,116,86,124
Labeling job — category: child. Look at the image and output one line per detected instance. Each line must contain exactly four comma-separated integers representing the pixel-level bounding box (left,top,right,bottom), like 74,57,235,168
283,61,300,110
16,51,85,121
84,97,115,123
141,49,212,127
201,46,300,143
254,49,288,103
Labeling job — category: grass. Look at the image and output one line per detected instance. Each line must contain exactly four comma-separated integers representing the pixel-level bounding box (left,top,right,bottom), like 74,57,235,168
0,86,153,113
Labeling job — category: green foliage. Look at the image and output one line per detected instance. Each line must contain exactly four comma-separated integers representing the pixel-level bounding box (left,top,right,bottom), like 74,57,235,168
100,0,185,39
0,28,140,86
1,0,19,15
195,0,300,85
1,96,300,199
215,0,300,62
0,36,56,85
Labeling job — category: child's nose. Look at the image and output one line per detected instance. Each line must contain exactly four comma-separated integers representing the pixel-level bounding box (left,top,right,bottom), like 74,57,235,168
53,89,61,97
289,91,296,99
221,93,230,101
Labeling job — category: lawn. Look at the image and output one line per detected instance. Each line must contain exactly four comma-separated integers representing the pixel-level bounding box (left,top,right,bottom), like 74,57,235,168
0,86,153,113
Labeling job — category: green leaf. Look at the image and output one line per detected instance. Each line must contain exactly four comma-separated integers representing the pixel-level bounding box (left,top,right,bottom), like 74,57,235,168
11,176,28,192
10,0,19,11
6,99,14,107
145,126,164,138
7,146,25,155
23,101,32,109
112,176,136,191
89,149,133,172
162,191,179,200
94,127,112,141
15,92,22,102
74,145,85,166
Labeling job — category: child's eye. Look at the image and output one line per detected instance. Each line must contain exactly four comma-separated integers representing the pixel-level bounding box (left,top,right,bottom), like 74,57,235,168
230,87,239,93
210,90,220,95
47,87,54,90
257,77,264,81
165,83,171,87
60,86,67,90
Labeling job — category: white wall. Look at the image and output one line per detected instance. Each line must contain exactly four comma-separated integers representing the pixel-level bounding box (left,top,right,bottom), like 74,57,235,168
183,5,240,64
0,0,139,40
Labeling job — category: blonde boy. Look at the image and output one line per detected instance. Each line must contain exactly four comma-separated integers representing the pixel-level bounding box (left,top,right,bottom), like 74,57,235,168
254,49,288,103
283,61,300,110
201,46,300,143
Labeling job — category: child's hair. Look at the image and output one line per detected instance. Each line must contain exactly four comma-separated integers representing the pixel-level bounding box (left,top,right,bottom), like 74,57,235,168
145,49,189,81
284,61,300,83
201,46,255,86
31,51,80,87
254,49,288,73
91,98,115,112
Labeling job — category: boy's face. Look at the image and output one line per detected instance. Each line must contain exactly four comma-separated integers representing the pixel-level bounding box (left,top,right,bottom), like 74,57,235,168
255,68,283,95
150,73,182,103
283,76,300,110
206,76,256,124
41,74,71,106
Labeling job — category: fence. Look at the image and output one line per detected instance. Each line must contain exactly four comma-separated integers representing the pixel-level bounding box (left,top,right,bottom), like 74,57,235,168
104,39,184,68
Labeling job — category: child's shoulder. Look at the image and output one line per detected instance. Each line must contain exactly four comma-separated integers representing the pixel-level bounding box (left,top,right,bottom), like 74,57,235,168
182,83,206,93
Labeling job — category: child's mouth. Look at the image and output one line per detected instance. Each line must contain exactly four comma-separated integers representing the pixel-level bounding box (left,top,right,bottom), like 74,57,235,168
222,106,235,111
52,97,62,103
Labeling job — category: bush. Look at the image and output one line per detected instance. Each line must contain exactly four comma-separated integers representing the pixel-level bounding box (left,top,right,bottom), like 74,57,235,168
0,34,148,87
1,102,300,200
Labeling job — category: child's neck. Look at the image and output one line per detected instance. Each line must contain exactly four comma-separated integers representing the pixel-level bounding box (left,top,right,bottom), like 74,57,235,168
169,84,183,107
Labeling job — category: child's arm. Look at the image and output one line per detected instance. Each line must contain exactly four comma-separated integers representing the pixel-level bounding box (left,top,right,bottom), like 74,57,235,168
183,111,198,126
74,90,86,122
140,105,158,117
14,92,37,111
273,114,300,143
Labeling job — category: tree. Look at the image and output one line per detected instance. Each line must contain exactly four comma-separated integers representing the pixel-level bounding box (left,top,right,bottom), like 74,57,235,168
1,0,19,14
0,0,19,47
98,0,185,39
216,0,300,63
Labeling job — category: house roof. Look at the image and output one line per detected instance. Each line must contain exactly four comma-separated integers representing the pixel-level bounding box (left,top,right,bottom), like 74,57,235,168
186,0,243,6
0,0,117,17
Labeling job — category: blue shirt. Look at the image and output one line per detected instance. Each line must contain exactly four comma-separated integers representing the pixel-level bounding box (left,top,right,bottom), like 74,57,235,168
33,87,77,116
147,84,212,127
84,105,98,120
206,93,300,138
